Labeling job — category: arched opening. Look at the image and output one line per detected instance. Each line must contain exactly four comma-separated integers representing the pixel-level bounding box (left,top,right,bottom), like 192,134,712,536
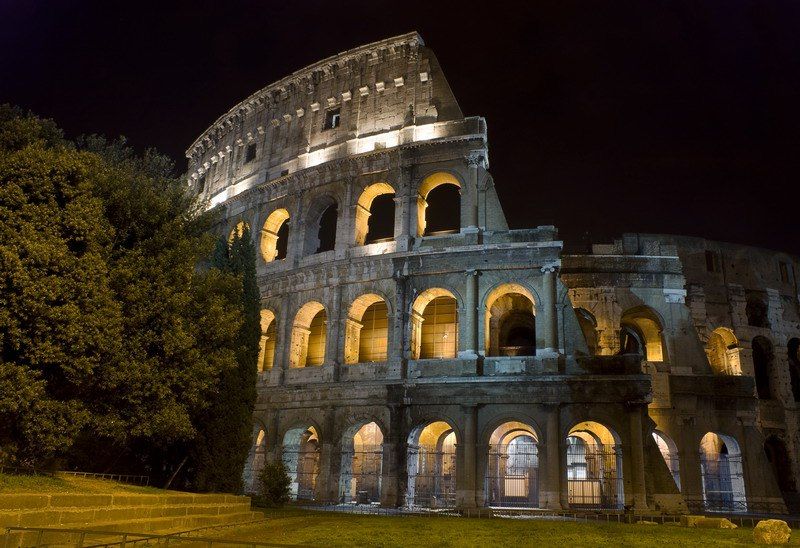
315,203,338,253
652,430,681,491
788,338,800,403
339,422,384,504
417,172,461,236
344,294,389,364
289,302,327,367
407,421,456,508
260,209,290,262
485,421,539,508
484,283,536,357
575,308,599,356
764,436,797,503
354,183,396,245
247,428,267,492
566,421,623,509
258,309,277,371
620,307,664,362
752,336,775,400
229,220,250,244
699,432,746,512
706,327,741,375
282,426,320,501
746,296,770,328
410,289,458,359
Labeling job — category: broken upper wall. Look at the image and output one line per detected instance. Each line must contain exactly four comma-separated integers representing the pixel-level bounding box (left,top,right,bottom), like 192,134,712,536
631,233,800,342
185,32,465,207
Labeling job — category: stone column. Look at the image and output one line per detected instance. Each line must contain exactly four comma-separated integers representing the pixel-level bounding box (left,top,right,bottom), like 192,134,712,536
677,417,702,510
327,285,343,381
464,154,483,231
391,272,408,378
394,166,414,252
540,264,560,355
459,269,480,359
541,405,563,509
272,293,293,385
457,404,478,508
381,404,407,507
628,405,648,510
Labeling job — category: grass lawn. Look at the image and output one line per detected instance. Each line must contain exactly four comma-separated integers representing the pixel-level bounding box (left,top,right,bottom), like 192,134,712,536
0,473,170,494
207,508,799,547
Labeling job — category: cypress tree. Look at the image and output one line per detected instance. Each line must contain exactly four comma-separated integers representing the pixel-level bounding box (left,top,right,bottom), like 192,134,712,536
191,228,260,492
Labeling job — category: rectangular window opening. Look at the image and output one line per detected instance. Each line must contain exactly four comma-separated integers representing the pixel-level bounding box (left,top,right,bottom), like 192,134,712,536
779,262,790,283
705,250,718,273
323,108,341,130
244,143,257,163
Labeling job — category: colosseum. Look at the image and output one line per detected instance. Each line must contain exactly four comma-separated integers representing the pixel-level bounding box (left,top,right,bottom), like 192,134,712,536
185,32,800,515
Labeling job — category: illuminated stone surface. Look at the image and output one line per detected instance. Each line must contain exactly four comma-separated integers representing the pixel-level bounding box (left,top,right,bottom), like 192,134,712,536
188,33,800,515
754,519,791,545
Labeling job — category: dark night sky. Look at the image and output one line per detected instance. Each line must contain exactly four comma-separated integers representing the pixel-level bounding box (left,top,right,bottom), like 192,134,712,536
2,1,799,254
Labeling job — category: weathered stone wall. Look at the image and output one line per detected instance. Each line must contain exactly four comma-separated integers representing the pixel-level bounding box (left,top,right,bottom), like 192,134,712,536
193,33,800,515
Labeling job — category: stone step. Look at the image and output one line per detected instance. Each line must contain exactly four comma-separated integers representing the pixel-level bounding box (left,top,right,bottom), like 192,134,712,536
1,502,254,528
4,511,264,547
0,492,249,511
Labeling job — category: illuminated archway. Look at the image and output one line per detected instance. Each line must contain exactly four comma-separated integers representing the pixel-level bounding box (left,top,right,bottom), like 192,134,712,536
258,309,277,371
706,327,740,375
289,302,327,367
339,422,384,504
246,428,267,492
410,288,458,359
575,308,599,355
416,172,461,236
303,196,338,255
699,432,746,512
260,209,290,262
485,421,539,507
282,426,320,501
652,430,681,491
484,283,537,357
344,294,389,364
407,421,457,508
566,421,623,509
620,306,665,362
354,183,396,245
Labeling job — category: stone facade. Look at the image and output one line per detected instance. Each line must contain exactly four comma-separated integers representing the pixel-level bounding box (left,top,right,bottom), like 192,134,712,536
187,33,800,514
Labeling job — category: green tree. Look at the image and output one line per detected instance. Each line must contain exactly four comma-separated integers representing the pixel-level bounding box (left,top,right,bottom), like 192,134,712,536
190,228,260,492
0,106,121,466
0,106,247,483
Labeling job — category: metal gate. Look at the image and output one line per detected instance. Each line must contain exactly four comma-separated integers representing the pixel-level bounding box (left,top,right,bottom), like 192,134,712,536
486,439,539,507
566,441,623,509
283,446,319,501
412,447,456,508
341,445,383,503
700,452,746,512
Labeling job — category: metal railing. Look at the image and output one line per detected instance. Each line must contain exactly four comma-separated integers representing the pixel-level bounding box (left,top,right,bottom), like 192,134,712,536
57,471,150,486
2,520,304,548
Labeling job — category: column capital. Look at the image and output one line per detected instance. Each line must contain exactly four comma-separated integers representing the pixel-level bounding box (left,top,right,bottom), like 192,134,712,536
465,268,481,277
540,262,560,274
464,153,486,168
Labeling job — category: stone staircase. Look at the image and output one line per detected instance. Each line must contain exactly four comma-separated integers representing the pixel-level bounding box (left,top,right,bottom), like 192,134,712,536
0,492,263,546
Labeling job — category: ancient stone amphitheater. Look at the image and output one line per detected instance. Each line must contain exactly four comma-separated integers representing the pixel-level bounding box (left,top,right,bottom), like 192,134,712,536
186,32,800,515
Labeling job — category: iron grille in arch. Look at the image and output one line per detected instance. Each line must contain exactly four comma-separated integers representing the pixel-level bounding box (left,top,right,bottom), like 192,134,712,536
486,440,540,507
566,442,623,509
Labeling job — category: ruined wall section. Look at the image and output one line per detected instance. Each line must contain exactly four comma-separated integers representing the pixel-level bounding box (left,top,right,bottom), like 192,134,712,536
185,32,466,208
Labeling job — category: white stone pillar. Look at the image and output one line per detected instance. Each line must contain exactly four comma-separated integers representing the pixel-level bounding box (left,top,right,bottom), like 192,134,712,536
459,269,480,359
540,264,560,354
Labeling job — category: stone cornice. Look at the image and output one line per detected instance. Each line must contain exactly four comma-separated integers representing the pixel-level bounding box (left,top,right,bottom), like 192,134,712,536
186,32,424,158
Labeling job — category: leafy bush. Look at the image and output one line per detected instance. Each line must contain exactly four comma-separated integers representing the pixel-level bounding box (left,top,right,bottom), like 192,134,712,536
257,461,291,507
